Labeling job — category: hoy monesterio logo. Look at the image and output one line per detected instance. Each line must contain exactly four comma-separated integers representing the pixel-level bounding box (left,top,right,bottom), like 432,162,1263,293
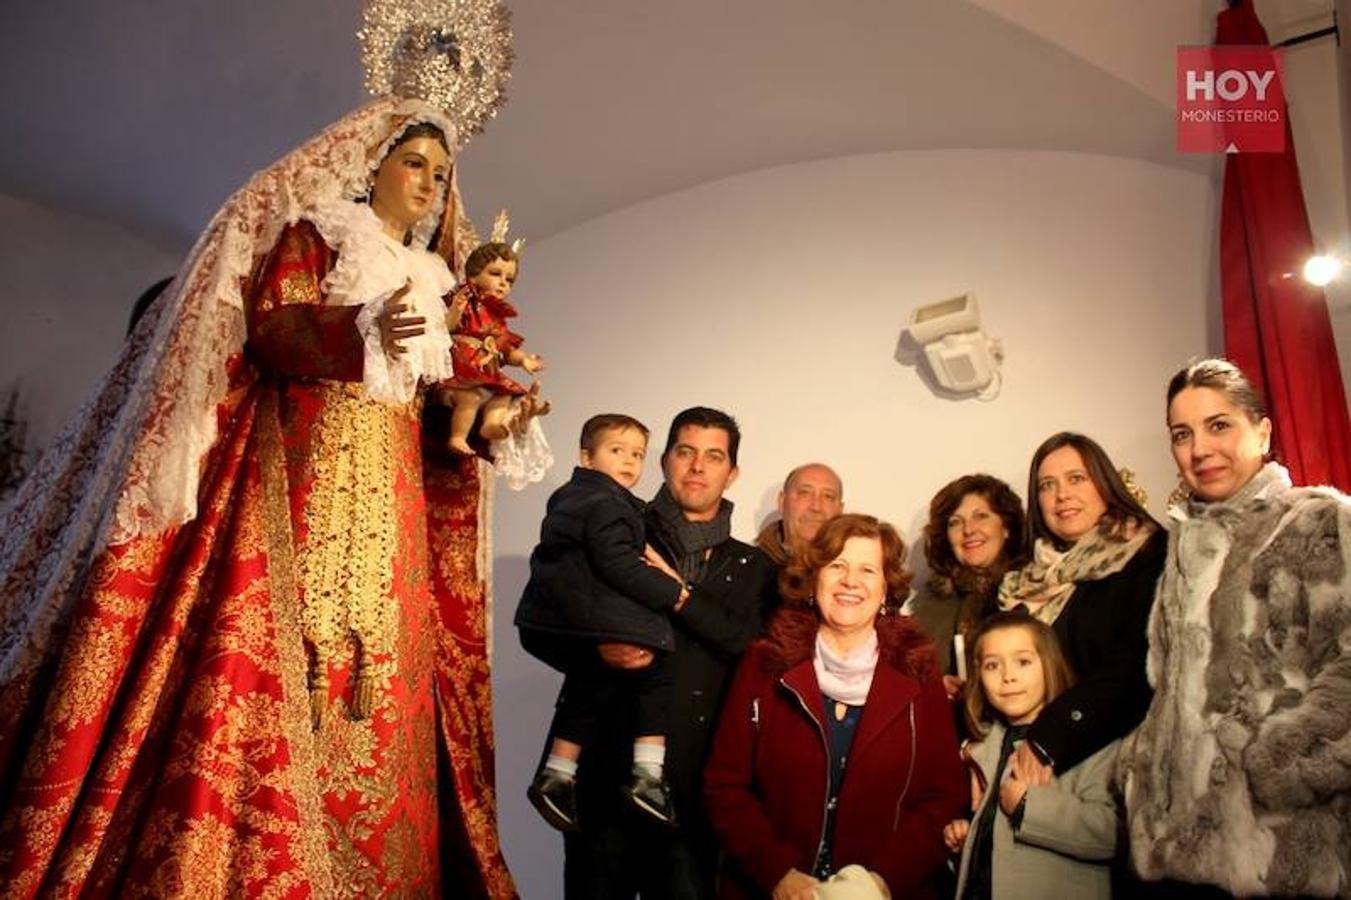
1177,46,1285,153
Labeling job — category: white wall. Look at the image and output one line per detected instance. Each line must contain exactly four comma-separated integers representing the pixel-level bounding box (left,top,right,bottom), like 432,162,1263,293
1342,0,1351,229
1284,35,1351,395
488,148,1217,896
0,194,182,456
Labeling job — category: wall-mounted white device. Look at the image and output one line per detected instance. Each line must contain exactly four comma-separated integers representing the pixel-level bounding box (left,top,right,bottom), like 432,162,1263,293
907,293,1003,396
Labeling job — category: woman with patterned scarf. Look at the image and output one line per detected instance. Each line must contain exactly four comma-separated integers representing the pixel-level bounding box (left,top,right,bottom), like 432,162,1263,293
996,432,1167,781
1119,359,1351,898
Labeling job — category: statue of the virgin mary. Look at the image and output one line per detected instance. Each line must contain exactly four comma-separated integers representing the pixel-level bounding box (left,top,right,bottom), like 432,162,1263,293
0,1,523,895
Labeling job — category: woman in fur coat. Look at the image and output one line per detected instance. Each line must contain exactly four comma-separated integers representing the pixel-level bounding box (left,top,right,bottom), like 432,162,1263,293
1119,358,1351,898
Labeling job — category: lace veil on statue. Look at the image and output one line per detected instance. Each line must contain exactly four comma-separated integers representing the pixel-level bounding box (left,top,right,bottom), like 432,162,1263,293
0,1,509,692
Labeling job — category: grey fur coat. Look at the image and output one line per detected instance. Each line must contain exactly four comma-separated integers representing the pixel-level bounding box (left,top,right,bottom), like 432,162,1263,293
1119,463,1351,897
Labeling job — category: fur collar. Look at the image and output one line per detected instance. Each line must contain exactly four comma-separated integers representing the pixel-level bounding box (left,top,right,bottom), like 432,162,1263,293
756,606,938,684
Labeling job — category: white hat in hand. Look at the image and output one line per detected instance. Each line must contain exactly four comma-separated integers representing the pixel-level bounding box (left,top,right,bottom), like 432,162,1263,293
813,865,890,900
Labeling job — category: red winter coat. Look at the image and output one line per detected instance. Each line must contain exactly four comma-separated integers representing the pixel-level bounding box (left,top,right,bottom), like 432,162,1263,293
704,607,965,899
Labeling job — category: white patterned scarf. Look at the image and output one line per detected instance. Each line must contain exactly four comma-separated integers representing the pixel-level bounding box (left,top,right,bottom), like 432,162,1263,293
997,521,1157,625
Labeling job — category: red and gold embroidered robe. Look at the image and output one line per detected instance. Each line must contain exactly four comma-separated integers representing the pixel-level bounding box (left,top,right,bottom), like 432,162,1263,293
0,222,516,898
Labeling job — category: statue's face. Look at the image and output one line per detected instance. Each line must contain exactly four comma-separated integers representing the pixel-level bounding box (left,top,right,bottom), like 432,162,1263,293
470,257,517,301
370,136,450,234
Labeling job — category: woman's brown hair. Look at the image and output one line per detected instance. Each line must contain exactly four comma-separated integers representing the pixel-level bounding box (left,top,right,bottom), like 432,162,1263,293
963,611,1076,738
923,474,1027,585
779,513,911,614
1025,432,1159,551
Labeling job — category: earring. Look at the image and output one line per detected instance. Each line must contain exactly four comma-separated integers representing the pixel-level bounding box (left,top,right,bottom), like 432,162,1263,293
1166,476,1190,509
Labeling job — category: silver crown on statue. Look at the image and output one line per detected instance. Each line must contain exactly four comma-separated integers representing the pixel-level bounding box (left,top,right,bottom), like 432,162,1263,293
359,0,513,149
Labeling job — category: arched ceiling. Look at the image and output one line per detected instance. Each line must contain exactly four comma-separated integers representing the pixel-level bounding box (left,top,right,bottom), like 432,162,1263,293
0,0,1331,248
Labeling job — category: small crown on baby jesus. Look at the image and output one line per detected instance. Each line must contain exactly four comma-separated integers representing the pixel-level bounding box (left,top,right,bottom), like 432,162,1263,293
490,209,526,256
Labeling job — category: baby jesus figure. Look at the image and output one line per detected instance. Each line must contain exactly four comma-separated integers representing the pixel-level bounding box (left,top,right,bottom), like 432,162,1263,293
442,235,545,454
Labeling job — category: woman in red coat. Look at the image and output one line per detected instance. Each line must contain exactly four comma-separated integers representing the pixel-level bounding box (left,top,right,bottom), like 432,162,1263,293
704,513,966,899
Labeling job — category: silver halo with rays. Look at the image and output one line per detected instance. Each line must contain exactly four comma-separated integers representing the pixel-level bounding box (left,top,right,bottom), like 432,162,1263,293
359,0,513,151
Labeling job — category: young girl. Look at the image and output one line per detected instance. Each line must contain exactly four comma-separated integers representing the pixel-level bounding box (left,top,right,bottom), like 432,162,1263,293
442,238,545,454
943,612,1121,900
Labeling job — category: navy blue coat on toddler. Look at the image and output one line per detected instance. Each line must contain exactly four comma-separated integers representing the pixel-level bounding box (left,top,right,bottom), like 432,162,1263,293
516,466,684,662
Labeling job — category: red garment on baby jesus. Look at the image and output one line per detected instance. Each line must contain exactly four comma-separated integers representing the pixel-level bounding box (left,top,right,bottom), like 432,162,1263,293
446,282,529,396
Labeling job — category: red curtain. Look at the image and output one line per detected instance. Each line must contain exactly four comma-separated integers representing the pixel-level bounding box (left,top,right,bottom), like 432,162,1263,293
1217,0,1351,491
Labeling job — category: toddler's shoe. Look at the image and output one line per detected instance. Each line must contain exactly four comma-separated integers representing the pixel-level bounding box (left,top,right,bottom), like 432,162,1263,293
625,770,677,827
528,769,580,832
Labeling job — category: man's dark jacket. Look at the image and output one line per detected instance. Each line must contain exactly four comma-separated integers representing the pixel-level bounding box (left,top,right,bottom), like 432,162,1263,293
641,508,779,812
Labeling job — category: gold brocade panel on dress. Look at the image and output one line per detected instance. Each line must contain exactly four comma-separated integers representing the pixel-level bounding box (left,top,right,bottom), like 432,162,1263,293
277,379,441,896
291,382,403,721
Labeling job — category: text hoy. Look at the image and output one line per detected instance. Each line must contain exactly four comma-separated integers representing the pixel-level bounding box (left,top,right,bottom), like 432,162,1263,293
1184,69,1277,103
